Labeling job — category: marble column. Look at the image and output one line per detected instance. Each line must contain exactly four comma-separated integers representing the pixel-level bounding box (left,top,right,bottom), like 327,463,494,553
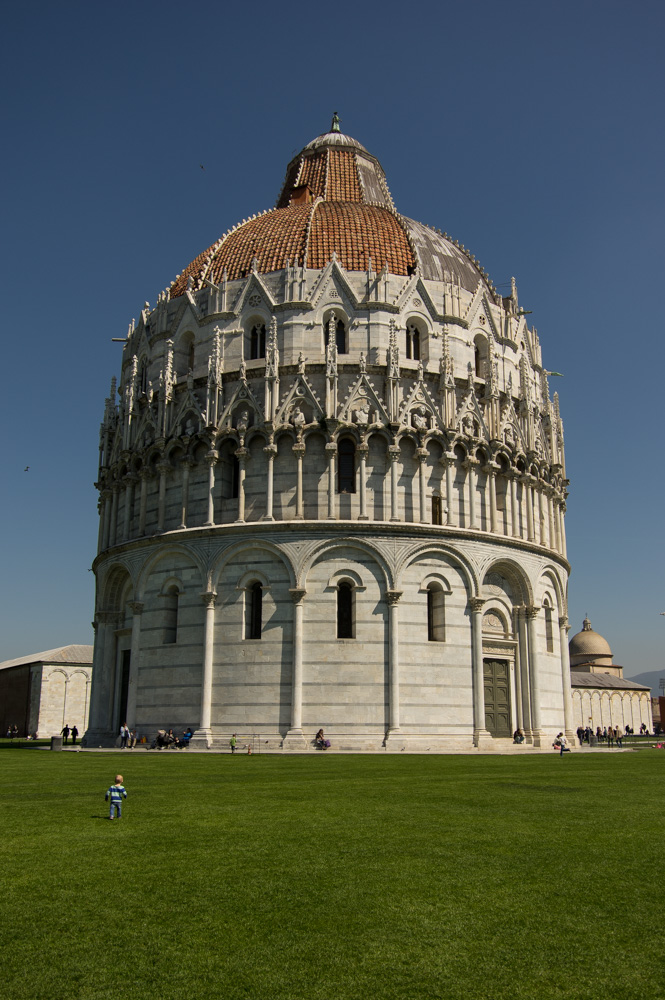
101,490,112,550
512,609,523,732
442,455,455,526
357,444,369,520
470,597,490,746
559,616,575,743
236,447,248,522
388,446,400,522
156,462,170,533
538,487,546,545
386,590,403,737
487,466,497,533
125,602,144,729
525,605,543,745
465,459,477,529
85,611,121,742
109,483,120,547
293,442,305,519
138,470,149,535
179,459,192,529
517,607,531,735
263,444,277,521
524,476,535,542
123,475,136,541
416,448,428,523
284,588,308,748
547,491,555,549
510,474,519,537
195,591,217,747
560,502,568,558
325,443,337,520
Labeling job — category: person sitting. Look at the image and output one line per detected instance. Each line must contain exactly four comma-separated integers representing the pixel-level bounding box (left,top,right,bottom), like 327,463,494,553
513,729,525,744
180,727,193,747
314,728,331,749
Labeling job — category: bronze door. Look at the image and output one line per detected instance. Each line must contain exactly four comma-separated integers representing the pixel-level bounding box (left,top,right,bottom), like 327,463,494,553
483,659,511,737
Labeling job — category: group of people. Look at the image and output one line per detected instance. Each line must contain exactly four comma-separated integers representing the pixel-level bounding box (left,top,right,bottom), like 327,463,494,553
119,724,138,748
151,728,192,749
4,725,20,739
576,725,634,747
60,725,79,745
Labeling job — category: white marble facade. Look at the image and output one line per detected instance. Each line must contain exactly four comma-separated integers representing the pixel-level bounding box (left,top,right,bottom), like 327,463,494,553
85,123,572,750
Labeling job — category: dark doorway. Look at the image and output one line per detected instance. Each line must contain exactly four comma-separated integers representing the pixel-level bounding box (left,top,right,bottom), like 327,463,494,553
118,650,131,727
483,659,511,737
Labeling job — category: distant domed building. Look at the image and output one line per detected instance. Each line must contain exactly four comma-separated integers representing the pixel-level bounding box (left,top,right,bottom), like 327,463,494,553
569,618,652,731
86,117,574,750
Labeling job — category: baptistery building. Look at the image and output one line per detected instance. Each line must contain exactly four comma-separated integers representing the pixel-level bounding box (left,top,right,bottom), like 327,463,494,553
86,118,573,750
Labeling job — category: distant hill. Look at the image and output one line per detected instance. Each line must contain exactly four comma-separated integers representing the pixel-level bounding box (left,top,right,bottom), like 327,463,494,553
625,670,665,697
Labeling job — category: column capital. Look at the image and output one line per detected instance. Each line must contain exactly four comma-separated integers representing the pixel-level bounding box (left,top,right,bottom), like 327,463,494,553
128,601,144,616
463,457,479,471
139,467,152,481
388,445,400,461
415,447,428,461
385,590,403,606
156,461,171,476
95,611,122,627
558,615,570,632
292,442,306,457
204,451,218,467
524,605,541,620
469,597,485,614
200,591,217,610
263,444,278,459
289,588,307,606
235,447,249,462
325,442,338,456
357,444,369,458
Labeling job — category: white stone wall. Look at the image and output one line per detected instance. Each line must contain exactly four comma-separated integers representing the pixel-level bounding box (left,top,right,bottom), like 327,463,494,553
572,689,653,732
38,664,91,736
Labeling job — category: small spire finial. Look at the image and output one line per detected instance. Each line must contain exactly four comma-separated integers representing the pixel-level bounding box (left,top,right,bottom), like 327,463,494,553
331,111,340,133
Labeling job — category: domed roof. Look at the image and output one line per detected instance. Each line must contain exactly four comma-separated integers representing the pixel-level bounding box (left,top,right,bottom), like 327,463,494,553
170,118,495,299
569,618,613,660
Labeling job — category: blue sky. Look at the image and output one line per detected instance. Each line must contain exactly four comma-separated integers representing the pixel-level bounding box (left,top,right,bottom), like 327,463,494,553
1,0,663,674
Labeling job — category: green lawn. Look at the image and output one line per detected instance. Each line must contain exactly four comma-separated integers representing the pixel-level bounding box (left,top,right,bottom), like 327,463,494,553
1,750,662,1000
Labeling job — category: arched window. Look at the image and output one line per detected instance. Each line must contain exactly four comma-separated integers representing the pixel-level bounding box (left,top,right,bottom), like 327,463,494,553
432,495,443,525
337,439,356,493
250,324,266,360
324,315,348,354
231,455,240,499
427,583,445,642
246,582,263,640
163,586,179,644
474,335,488,378
406,321,421,361
337,581,354,638
187,339,195,372
138,358,148,394
544,599,554,653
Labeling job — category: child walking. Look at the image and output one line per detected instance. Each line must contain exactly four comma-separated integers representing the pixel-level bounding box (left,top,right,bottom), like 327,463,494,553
105,774,128,820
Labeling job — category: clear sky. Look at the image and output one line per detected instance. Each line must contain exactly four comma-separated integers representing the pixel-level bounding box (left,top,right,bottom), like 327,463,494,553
1,0,663,675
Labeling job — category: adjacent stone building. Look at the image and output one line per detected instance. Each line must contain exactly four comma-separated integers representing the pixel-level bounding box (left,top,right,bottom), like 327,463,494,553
0,645,93,737
569,618,652,732
86,118,573,750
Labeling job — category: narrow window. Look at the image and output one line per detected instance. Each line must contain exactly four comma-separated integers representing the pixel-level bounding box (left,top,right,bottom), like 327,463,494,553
544,601,554,653
406,322,421,361
163,586,179,644
324,316,348,354
246,582,262,640
231,455,240,499
250,324,266,360
337,582,354,639
432,495,442,525
427,584,445,642
338,439,355,493
187,339,195,372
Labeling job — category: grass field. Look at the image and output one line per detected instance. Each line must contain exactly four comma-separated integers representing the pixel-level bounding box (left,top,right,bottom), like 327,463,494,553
2,749,663,1000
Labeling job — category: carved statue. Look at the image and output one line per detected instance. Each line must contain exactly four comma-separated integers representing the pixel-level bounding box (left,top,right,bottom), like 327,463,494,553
412,405,428,432
239,359,247,381
353,400,370,425
237,409,249,436
297,352,305,374
291,406,306,437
